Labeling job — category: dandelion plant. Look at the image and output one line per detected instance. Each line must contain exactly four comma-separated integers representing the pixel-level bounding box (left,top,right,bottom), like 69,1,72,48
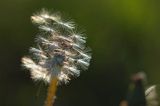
22,9,91,106
120,72,159,106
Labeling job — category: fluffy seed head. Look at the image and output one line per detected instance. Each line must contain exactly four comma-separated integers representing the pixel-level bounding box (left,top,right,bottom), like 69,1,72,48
22,9,91,84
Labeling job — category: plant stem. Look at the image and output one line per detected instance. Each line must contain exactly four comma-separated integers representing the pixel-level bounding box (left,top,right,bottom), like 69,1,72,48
45,78,58,106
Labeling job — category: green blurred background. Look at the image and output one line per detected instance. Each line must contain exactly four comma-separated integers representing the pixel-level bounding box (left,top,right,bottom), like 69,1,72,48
0,0,160,106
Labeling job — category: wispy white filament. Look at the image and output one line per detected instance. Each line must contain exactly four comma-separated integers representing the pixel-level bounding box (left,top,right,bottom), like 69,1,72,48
22,9,91,84
145,85,159,106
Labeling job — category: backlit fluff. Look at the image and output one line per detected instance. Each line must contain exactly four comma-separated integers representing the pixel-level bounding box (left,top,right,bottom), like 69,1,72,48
22,10,91,84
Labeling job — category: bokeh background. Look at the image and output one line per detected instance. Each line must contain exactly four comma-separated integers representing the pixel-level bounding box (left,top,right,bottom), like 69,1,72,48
0,0,160,106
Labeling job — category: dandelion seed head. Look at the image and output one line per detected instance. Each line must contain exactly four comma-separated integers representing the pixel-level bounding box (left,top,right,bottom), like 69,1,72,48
145,85,159,106
22,9,92,84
